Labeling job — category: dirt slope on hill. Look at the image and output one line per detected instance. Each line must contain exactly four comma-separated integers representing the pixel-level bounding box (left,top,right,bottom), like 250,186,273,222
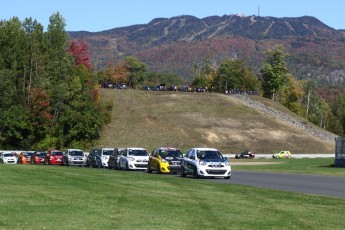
97,89,334,154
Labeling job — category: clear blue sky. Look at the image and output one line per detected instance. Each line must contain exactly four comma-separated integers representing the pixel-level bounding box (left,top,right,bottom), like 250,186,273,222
1,0,344,32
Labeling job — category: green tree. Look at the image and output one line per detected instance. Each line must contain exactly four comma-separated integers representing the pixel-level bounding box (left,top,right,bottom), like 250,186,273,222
260,46,289,99
218,59,260,93
124,56,147,88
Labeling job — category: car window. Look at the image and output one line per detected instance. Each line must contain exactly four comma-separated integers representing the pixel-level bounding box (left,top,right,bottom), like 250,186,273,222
69,150,84,156
128,149,148,156
51,151,63,156
102,149,113,156
198,150,223,160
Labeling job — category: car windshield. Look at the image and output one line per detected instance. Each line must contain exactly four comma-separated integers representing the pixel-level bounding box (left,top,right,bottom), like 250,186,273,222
159,150,183,158
197,150,224,160
23,152,33,157
69,151,83,156
38,153,46,157
129,149,148,156
51,151,63,156
102,150,113,156
4,153,15,157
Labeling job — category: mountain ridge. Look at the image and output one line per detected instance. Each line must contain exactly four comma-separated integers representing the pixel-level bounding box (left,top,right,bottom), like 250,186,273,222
69,14,345,84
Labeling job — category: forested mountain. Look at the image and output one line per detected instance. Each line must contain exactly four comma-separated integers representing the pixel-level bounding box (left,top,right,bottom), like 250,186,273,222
69,14,345,84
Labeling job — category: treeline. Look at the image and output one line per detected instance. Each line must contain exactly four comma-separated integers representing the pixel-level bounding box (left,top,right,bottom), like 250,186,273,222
0,13,110,150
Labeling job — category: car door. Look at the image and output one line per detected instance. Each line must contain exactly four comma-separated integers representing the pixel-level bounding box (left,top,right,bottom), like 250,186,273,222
119,149,128,169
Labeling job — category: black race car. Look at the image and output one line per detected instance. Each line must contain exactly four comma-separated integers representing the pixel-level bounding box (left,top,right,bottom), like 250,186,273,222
235,151,255,159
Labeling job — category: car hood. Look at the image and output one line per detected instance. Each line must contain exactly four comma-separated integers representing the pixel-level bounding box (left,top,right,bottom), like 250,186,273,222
202,159,228,163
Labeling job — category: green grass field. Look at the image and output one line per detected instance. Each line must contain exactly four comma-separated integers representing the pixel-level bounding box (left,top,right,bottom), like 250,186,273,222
1,161,345,230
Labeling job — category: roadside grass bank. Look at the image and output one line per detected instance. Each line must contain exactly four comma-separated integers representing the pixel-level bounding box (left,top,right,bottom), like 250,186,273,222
232,158,345,176
0,164,344,230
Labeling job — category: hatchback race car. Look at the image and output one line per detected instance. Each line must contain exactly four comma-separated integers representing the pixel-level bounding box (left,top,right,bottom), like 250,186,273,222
17,151,35,164
30,151,47,164
147,147,183,174
62,149,86,166
181,148,231,179
117,147,149,170
44,150,64,165
0,152,17,164
272,150,292,159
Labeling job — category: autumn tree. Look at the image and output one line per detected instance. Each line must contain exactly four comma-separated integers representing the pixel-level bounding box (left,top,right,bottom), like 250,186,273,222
67,39,91,70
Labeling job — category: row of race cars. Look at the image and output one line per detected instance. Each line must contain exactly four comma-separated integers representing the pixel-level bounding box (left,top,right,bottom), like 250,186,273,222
0,148,291,179
0,147,233,179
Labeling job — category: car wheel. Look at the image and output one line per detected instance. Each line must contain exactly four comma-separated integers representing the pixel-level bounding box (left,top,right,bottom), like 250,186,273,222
193,167,200,179
92,161,98,168
44,159,49,165
125,162,129,171
157,165,161,174
181,166,186,177
115,162,119,170
147,164,152,173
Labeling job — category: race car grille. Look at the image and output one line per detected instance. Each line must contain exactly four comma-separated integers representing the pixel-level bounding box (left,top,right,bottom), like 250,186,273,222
170,161,181,165
136,160,148,163
134,164,147,167
208,164,224,168
206,170,227,175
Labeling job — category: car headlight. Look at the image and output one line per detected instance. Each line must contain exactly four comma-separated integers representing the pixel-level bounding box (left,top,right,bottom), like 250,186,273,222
161,159,168,163
199,160,207,166
104,157,108,160
128,157,135,161
225,161,230,166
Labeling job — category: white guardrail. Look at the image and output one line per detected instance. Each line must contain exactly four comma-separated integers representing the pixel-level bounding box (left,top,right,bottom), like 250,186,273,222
224,154,334,159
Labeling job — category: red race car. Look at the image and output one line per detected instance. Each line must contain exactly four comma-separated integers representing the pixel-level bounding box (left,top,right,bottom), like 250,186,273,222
30,151,47,164
44,150,64,165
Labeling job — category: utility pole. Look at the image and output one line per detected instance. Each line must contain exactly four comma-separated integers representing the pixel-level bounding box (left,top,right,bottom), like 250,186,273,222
258,5,260,16
306,90,311,118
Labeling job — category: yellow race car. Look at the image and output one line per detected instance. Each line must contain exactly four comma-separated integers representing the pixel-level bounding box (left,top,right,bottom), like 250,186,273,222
147,147,183,174
272,150,292,159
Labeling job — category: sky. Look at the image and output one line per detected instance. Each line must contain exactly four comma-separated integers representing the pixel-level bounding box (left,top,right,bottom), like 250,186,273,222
1,0,345,32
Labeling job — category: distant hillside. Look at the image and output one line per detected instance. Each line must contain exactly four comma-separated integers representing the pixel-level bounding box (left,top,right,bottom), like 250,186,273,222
96,89,334,154
69,14,345,85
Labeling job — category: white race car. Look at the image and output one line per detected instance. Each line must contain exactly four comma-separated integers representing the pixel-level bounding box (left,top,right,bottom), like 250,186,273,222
181,148,231,179
118,147,149,170
62,149,86,166
0,152,18,164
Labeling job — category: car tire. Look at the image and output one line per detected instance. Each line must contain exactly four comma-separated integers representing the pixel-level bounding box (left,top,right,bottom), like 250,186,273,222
193,167,200,179
44,159,49,165
181,166,186,177
125,162,129,171
157,165,161,174
92,160,98,168
147,164,152,173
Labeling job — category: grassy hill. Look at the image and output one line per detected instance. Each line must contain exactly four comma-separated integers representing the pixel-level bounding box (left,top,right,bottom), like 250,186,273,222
96,89,334,154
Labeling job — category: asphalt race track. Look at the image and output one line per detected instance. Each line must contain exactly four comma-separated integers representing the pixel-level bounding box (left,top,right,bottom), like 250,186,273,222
211,171,345,199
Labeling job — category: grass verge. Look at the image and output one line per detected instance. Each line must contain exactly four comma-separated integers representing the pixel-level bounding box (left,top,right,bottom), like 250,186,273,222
232,158,345,176
0,164,344,229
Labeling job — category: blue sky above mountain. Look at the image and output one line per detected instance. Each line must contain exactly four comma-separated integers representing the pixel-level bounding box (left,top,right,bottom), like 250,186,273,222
1,0,344,32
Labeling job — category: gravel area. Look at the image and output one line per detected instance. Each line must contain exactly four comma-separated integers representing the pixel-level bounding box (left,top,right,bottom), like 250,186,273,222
229,94,337,144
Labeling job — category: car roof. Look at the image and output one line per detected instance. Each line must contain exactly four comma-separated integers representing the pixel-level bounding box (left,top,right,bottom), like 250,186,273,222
193,147,219,151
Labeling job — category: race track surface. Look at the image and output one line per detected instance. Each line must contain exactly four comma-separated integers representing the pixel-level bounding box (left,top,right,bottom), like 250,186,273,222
212,171,345,199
